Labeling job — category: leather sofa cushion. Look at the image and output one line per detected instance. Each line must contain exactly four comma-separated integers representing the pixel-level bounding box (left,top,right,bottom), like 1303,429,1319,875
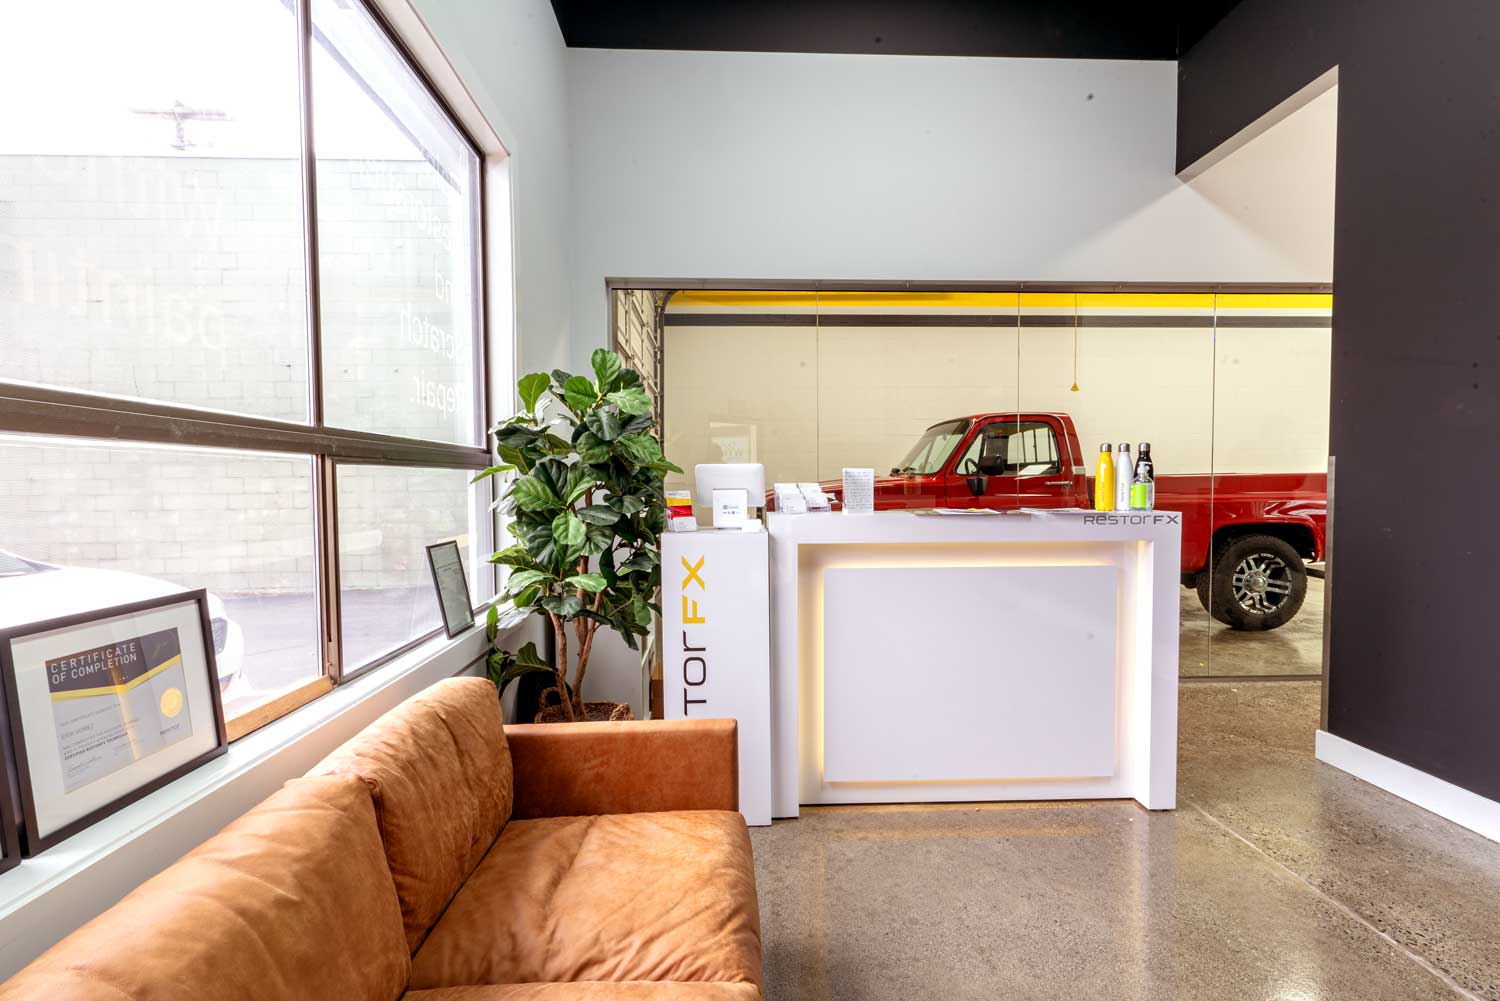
0,775,408,1001
409,811,760,989
407,984,761,1000
312,676,512,953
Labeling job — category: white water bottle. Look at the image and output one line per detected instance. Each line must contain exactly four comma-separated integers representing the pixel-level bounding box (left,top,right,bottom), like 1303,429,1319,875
1115,443,1132,511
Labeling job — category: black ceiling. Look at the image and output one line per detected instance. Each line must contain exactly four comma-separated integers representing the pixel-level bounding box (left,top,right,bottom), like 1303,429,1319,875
549,1,1243,61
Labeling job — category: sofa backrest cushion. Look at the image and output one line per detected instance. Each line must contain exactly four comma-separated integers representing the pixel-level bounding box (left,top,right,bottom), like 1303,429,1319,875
310,676,512,953
0,774,409,1001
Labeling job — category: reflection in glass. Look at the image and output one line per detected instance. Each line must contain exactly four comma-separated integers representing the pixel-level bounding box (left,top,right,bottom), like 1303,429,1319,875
1204,294,1333,676
0,0,308,420
336,464,478,670
310,0,481,445
0,435,320,720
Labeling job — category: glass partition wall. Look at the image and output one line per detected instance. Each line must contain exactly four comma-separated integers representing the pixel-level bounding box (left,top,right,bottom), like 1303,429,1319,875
647,287,1331,680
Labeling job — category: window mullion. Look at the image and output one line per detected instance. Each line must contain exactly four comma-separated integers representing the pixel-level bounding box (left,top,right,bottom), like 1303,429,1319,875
295,0,340,687
315,456,345,683
294,0,325,430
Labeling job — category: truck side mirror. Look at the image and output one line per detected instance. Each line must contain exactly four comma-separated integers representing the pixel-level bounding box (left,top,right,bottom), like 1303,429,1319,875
965,474,987,498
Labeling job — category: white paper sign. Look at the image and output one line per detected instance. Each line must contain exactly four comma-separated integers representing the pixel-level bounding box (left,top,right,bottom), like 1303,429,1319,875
842,468,875,514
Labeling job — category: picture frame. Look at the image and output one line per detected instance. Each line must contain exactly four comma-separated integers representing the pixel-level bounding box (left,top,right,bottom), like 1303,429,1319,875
426,540,475,639
0,591,228,856
0,720,20,874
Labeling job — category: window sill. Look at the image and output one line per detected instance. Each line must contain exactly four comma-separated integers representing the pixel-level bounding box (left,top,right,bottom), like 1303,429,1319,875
0,603,529,979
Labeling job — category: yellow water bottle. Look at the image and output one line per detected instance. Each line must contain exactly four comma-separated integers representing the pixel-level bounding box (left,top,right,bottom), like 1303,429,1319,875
1094,443,1114,511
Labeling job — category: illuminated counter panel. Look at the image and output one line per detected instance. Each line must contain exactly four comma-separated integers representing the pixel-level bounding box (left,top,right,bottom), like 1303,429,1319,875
821,565,1118,783
769,511,1180,816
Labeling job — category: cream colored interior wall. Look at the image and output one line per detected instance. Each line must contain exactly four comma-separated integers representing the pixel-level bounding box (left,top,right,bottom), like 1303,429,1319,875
664,315,1331,486
663,324,819,492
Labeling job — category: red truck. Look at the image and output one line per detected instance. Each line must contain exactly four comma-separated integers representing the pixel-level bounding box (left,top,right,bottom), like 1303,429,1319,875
788,412,1327,631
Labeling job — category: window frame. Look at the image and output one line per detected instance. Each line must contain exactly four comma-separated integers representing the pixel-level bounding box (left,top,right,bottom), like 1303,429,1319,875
957,420,1062,477
0,0,496,739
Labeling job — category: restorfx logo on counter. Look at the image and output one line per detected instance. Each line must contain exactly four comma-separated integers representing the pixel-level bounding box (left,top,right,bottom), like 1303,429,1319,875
678,553,708,716
1082,513,1181,526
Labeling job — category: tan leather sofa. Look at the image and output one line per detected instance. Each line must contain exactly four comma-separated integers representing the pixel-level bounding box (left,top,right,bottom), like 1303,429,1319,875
0,677,762,1000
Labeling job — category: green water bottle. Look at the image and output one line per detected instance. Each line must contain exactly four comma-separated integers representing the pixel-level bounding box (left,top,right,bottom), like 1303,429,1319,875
1130,442,1155,510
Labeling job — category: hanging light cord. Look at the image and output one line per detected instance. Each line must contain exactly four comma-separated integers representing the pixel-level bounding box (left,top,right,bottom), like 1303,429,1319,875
1070,294,1080,392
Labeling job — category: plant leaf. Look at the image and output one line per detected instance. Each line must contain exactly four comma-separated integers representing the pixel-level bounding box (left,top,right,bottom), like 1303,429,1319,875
532,458,569,501
576,504,620,525
470,464,513,484
488,545,535,568
615,434,663,464
552,511,586,549
518,372,550,413
510,476,560,512
563,374,598,412
504,568,551,594
564,466,600,505
587,408,623,442
591,348,624,392
542,593,584,617
607,386,651,416
516,641,550,669
496,659,554,695
565,573,608,593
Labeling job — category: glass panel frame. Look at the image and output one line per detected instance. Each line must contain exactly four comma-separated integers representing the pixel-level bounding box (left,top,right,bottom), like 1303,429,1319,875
0,0,495,740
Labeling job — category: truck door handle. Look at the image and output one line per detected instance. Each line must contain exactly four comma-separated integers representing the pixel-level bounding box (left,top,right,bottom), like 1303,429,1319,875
1045,480,1073,486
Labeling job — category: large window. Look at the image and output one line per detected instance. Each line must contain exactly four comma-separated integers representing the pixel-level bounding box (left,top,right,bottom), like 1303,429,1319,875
0,0,492,736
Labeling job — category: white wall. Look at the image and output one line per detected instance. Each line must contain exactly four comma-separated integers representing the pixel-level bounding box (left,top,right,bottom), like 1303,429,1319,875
566,48,1336,365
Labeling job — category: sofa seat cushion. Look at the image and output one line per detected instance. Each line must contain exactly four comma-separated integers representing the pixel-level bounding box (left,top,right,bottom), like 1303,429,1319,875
409,811,760,990
0,775,409,1001
312,677,512,953
406,984,760,1000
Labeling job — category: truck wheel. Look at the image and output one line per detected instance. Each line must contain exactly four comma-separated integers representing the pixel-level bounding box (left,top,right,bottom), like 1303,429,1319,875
1205,535,1307,631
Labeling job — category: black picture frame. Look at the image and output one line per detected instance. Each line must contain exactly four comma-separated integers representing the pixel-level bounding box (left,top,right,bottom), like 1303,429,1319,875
0,695,21,874
0,591,228,856
426,541,475,639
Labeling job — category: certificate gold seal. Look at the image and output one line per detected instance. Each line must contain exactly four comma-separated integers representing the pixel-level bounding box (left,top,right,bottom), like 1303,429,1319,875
160,687,185,718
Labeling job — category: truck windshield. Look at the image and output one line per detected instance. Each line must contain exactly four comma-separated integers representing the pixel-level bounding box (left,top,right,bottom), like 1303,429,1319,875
892,420,970,475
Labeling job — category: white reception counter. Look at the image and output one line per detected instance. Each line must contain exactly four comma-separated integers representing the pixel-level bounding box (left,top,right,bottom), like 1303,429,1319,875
767,509,1181,817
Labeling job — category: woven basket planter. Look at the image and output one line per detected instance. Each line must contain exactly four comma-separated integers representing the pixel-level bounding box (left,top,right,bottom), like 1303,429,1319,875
533,686,634,723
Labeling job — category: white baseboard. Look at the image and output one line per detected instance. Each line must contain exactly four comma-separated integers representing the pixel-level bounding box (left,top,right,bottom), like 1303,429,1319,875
1316,730,1500,844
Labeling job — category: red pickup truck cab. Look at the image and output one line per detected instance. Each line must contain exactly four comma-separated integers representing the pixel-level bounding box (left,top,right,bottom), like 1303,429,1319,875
791,412,1327,631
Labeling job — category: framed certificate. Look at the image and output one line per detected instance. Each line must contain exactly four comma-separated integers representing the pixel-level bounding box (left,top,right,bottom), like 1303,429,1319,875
426,540,474,639
0,591,228,855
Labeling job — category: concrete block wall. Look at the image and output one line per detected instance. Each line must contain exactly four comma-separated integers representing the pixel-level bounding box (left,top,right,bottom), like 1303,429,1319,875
0,154,480,595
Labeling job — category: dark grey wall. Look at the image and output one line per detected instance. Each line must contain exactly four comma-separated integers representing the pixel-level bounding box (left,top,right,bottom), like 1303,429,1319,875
1180,0,1500,801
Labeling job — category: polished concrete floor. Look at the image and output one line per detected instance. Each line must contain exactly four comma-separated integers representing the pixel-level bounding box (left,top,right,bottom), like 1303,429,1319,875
750,681,1500,1001
1179,576,1325,678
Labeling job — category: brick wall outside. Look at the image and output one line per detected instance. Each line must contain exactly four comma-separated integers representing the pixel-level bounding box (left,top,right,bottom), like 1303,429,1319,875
0,154,479,596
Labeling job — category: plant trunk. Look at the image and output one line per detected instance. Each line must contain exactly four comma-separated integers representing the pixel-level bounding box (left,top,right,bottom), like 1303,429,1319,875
572,620,600,717
549,611,575,721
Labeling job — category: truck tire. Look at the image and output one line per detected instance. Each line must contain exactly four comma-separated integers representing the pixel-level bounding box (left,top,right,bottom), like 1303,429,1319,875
1194,570,1212,614
1203,534,1307,631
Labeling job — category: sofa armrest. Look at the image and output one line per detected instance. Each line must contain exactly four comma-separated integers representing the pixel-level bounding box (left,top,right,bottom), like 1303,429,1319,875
505,718,738,819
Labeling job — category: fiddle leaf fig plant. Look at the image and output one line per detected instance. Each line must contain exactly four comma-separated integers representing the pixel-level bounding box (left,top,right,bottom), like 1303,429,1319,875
475,348,679,721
